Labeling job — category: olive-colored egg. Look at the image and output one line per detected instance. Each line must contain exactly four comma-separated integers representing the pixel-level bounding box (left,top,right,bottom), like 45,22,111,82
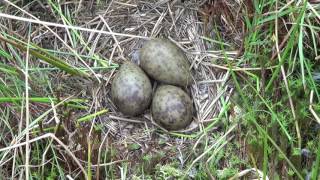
140,38,192,87
111,61,152,116
152,85,193,130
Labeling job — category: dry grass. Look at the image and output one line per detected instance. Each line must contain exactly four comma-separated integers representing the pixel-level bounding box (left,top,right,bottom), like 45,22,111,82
0,0,240,178
0,0,319,179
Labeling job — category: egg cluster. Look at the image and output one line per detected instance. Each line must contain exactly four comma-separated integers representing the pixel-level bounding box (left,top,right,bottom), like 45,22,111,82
111,38,193,131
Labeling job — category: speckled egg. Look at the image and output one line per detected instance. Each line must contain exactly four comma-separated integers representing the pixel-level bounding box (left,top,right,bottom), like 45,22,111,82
111,61,152,116
140,38,192,87
152,85,193,130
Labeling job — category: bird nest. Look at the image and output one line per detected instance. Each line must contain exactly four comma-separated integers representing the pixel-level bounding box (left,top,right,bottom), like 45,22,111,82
87,0,238,134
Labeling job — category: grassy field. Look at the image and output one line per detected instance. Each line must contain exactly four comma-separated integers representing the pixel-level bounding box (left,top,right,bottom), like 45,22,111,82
0,0,319,179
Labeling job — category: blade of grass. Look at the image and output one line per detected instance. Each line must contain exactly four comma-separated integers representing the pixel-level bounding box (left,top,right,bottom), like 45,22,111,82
311,142,320,180
230,70,303,179
0,63,19,75
263,127,268,180
0,35,88,77
298,12,306,90
0,133,88,177
0,1,102,81
88,138,92,180
200,36,231,47
0,12,148,39
258,7,298,25
0,31,118,67
25,25,31,179
28,66,118,72
275,0,299,147
0,97,86,104
183,123,237,179
266,0,307,91
304,57,320,101
77,109,108,123
0,47,12,59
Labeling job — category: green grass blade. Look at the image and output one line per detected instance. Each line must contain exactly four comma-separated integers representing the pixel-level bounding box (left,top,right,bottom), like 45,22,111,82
298,12,306,90
0,48,12,59
263,127,268,180
77,109,109,123
266,0,308,91
311,142,320,180
0,35,89,77
230,70,302,179
0,97,86,104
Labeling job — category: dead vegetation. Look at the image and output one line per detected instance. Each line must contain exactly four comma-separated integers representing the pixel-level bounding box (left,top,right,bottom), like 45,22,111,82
0,0,319,179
